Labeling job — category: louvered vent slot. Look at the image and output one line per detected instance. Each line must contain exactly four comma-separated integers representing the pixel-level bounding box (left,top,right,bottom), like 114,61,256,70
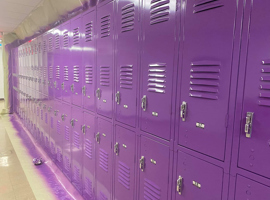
57,120,61,134
144,178,161,200
193,0,224,13
43,41,46,53
85,22,93,42
189,61,220,100
74,165,80,182
64,66,69,81
63,31,69,47
73,65,79,82
85,66,93,84
150,0,170,25
85,177,93,197
50,142,55,154
57,147,62,162
259,60,270,107
85,139,93,159
56,66,60,80
55,33,60,49
65,126,70,141
48,37,53,51
121,3,135,33
49,66,53,79
100,15,110,38
99,148,108,172
118,161,130,189
148,63,166,93
64,156,70,172
120,65,133,89
73,28,80,46
73,131,80,149
43,67,47,79
100,66,110,87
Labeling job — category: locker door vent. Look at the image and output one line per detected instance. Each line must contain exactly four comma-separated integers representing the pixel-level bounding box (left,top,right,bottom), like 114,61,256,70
57,147,62,162
57,120,61,134
73,28,80,46
64,156,70,172
55,33,60,49
100,66,110,87
85,21,93,42
73,65,79,83
65,126,70,141
121,3,135,33
99,148,109,172
118,161,130,189
193,0,224,13
150,0,170,25
100,15,111,38
120,65,133,89
49,66,53,79
48,37,53,52
259,63,270,107
50,117,54,128
50,142,55,154
74,165,80,182
73,131,80,149
85,177,93,196
189,61,220,100
63,31,69,47
144,178,161,200
43,41,46,53
64,66,69,81
85,65,93,84
85,139,93,159
148,63,166,93
56,66,60,80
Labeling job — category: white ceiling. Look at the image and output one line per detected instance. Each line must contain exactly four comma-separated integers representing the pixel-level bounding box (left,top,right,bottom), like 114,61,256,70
0,0,43,38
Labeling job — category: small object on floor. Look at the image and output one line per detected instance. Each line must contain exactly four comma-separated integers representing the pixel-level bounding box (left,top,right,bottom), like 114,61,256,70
33,157,43,165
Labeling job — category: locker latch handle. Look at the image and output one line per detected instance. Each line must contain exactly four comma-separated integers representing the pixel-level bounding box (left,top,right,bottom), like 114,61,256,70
70,119,74,127
140,156,145,171
82,86,86,96
48,107,52,112
71,84,74,92
114,142,119,155
141,95,147,111
177,176,183,195
54,81,57,88
180,101,187,121
115,91,120,105
96,132,100,143
54,110,59,116
96,88,101,100
61,82,65,90
82,124,86,134
61,114,66,121
245,112,254,138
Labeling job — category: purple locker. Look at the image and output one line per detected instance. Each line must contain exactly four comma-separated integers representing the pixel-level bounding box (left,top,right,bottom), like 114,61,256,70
70,16,83,107
47,30,55,100
71,106,84,192
49,100,57,159
61,103,72,179
96,117,112,200
42,34,49,96
83,112,95,199
139,136,170,200
140,0,176,140
238,0,270,179
96,1,114,118
82,10,96,112
53,28,62,100
37,36,43,93
115,0,139,127
41,102,50,151
61,22,72,104
235,175,270,200
175,150,223,199
178,0,237,160
114,125,136,200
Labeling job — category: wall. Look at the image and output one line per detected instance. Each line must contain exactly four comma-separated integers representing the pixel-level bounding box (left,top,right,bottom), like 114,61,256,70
0,47,4,99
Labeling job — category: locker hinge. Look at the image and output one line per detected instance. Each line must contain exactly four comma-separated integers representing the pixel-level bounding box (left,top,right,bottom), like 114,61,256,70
82,124,86,134
180,101,187,121
140,156,145,171
61,82,65,90
245,112,254,138
114,142,119,155
141,95,147,111
96,132,100,143
115,91,120,104
70,118,74,127
71,84,74,92
177,176,183,195
96,88,101,100
82,86,86,96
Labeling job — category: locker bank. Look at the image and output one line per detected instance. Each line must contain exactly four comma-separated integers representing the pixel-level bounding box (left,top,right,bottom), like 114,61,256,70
0,0,270,199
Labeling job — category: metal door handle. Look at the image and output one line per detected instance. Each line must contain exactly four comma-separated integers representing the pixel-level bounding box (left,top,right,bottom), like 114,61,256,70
177,176,183,195
82,86,86,96
115,91,120,104
54,110,59,116
245,112,254,138
180,101,187,121
141,95,147,111
61,114,65,121
54,81,57,88
61,82,65,90
96,132,100,143
96,88,101,100
81,124,86,134
140,156,145,171
114,142,119,155
70,119,74,127
71,84,74,92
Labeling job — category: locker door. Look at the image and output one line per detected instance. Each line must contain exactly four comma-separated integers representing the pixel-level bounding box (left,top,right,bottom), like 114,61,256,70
42,102,50,151
139,136,170,200
238,0,270,179
54,100,63,169
71,106,84,192
61,22,72,103
96,118,112,200
115,0,139,127
114,125,136,200
235,175,270,200
47,101,55,158
82,10,96,112
54,28,62,100
61,103,72,179
42,34,49,96
140,0,176,140
175,151,223,199
96,1,114,118
178,0,237,160
83,112,95,199
47,30,55,100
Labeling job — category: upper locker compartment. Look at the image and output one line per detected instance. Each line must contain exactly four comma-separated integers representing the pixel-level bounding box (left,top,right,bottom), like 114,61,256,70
82,10,96,112
178,0,237,160
47,30,55,101
71,16,83,107
140,0,177,141
238,0,270,179
115,0,140,127
96,0,114,119
53,27,62,100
